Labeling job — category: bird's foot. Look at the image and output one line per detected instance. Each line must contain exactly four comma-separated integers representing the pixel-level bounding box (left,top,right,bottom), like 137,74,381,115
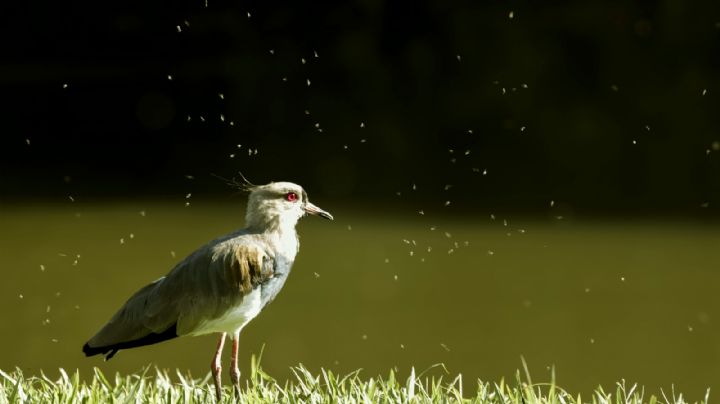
212,363,223,401
231,367,241,399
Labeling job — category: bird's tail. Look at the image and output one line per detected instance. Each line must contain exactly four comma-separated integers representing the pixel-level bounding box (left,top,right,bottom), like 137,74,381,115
82,324,178,360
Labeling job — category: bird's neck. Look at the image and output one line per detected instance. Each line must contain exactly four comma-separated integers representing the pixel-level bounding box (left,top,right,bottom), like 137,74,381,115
268,226,299,261
247,217,299,260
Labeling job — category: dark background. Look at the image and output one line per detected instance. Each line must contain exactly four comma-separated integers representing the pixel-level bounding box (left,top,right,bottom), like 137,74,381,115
2,0,720,215
3,1,720,395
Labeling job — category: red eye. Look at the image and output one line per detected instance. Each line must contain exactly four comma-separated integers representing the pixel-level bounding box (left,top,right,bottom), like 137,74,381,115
286,192,298,202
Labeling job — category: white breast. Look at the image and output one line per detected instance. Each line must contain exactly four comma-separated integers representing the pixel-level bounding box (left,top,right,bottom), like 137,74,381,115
269,230,298,261
189,287,263,336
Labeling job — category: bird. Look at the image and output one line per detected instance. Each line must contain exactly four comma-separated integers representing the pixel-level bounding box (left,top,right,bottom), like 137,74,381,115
82,180,333,400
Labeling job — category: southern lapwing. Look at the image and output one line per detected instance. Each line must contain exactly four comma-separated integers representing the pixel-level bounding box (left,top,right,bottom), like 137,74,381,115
82,181,333,400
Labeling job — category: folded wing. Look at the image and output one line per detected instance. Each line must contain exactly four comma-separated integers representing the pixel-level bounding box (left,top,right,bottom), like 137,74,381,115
83,234,275,359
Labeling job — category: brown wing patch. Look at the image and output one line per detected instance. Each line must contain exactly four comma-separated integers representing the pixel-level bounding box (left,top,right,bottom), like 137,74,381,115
227,245,273,294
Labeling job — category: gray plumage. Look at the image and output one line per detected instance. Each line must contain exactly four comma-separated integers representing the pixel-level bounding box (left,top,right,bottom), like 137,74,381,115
84,232,289,355
82,181,332,398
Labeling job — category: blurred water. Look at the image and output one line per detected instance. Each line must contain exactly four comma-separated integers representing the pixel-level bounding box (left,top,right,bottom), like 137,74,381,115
1,201,718,397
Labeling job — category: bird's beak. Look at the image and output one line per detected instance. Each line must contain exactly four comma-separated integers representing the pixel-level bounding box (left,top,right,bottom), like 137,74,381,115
304,202,333,220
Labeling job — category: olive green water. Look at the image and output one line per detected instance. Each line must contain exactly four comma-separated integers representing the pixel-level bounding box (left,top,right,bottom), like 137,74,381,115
1,201,719,397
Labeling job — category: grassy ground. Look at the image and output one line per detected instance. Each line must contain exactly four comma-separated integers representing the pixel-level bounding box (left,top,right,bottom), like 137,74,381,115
0,358,708,404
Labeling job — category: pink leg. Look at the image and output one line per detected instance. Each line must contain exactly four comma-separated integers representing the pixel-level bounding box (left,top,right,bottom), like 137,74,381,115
230,331,241,397
211,332,227,401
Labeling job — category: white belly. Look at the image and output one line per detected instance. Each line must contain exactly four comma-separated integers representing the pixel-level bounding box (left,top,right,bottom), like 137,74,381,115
190,288,262,336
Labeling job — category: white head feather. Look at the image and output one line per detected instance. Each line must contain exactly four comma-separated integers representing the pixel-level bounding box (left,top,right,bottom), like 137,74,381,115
244,182,333,232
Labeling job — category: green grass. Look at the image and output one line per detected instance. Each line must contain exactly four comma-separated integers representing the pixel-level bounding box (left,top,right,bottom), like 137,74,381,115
0,358,709,404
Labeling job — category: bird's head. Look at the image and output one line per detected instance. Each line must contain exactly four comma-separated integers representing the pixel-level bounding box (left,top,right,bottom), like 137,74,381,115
245,181,333,231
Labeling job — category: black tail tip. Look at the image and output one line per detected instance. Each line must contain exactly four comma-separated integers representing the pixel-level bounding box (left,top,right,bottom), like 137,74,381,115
82,342,99,357
83,343,117,360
